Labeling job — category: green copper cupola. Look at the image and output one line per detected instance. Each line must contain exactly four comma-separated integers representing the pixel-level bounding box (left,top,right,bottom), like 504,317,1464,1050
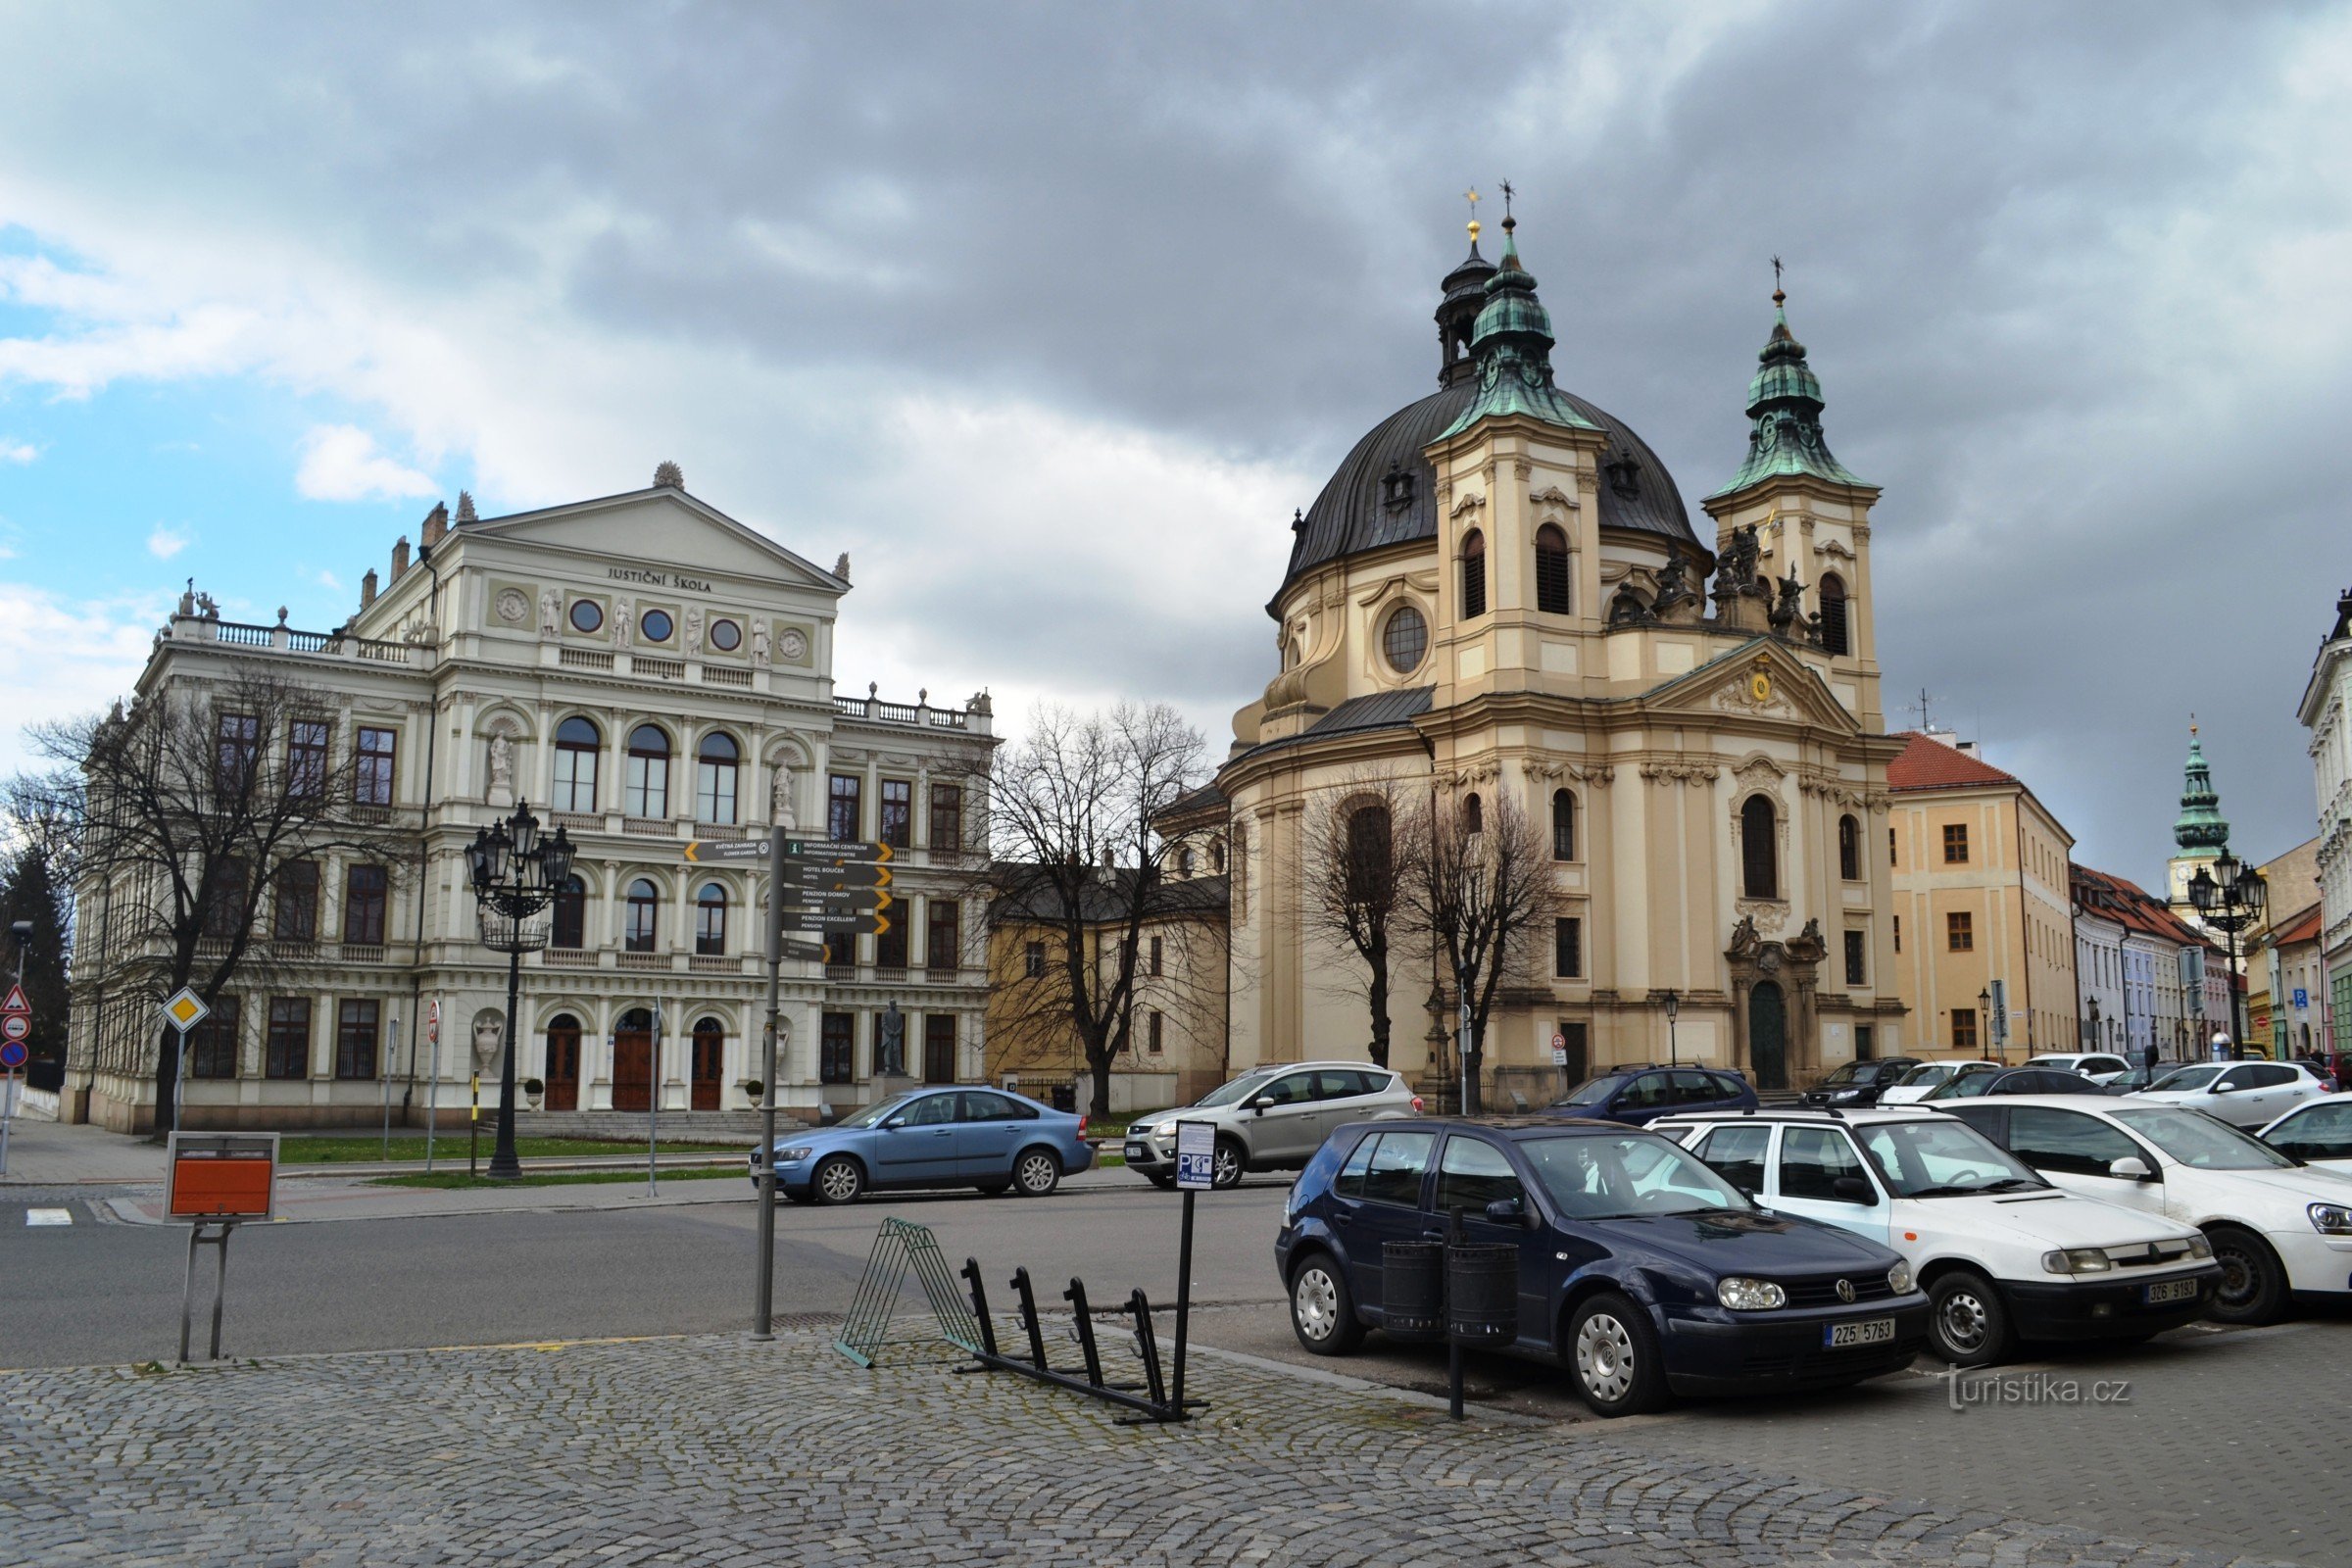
2174,729,2230,855
1709,283,1867,497
1438,215,1598,438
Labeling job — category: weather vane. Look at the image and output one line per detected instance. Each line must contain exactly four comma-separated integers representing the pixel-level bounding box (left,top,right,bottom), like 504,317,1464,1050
1499,179,1515,220
1772,254,1785,304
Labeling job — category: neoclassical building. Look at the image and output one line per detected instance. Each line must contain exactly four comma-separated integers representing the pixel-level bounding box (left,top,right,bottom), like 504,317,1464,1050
68,468,993,1131
1215,214,1908,1095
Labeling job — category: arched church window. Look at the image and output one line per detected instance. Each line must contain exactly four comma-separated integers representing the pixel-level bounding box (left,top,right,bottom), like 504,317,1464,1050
1178,847,1195,877
1209,838,1226,874
1535,524,1571,614
1345,805,1392,905
1741,796,1779,901
1381,605,1427,673
1462,793,1483,835
1838,813,1861,881
1460,530,1487,619
1819,573,1850,657
1552,789,1577,861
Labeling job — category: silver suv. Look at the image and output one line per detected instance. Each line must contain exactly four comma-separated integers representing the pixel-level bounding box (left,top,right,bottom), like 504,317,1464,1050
1123,1061,1420,1189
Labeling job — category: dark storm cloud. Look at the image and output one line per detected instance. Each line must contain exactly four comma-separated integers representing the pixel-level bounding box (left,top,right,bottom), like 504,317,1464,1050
3,0,2345,879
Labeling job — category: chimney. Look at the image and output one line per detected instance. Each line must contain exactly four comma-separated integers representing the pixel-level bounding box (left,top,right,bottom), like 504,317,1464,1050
391,535,411,580
361,568,379,608
421,501,449,548
1955,739,1981,758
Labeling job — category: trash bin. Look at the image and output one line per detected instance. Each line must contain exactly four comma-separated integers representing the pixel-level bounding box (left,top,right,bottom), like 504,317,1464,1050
1050,1085,1076,1113
1445,1243,1517,1347
1381,1241,1446,1342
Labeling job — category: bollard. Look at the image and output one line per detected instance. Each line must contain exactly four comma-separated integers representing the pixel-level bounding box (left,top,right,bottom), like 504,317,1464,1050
1444,1241,1518,1420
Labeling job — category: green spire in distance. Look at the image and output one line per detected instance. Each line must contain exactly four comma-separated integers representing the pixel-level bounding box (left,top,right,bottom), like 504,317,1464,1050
2174,727,2230,855
1438,210,1599,439
1709,273,1867,498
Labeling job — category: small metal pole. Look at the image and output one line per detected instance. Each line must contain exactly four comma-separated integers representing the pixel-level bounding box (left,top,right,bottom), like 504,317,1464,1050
178,1222,203,1364
1065,1278,1105,1388
468,1073,478,1178
382,1012,396,1160
173,1021,192,1134
0,1070,15,1176
1012,1267,1049,1370
1170,1188,1196,1414
961,1257,1001,1357
648,1004,662,1197
209,1223,231,1360
1128,1289,1168,1412
753,823,787,1341
424,1017,440,1172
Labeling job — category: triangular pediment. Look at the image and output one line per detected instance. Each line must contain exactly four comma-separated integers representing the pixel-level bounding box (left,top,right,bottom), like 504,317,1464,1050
462,488,848,595
1642,638,1859,733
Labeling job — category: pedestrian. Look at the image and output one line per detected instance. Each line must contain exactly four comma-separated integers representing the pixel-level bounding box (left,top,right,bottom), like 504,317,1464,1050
2142,1037,2161,1078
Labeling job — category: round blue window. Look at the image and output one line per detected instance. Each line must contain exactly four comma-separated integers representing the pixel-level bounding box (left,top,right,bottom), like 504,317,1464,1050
709,617,742,653
568,599,603,634
641,609,674,643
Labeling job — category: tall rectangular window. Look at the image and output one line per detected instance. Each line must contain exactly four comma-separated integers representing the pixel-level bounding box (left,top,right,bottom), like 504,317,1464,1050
879,779,912,849
825,924,857,969
1553,916,1583,979
1149,935,1164,977
188,996,241,1079
1893,914,1901,954
1888,826,1896,867
1951,1007,1979,1051
266,998,312,1080
820,1012,855,1084
273,860,319,943
342,864,388,946
923,1014,956,1084
335,1000,379,1079
288,719,330,801
1024,940,1045,979
928,901,960,974
217,711,259,796
1843,929,1867,986
203,860,248,941
829,774,861,842
1149,1011,1164,1054
1946,911,1974,953
928,783,963,855
1943,823,1970,863
355,726,397,806
874,919,908,970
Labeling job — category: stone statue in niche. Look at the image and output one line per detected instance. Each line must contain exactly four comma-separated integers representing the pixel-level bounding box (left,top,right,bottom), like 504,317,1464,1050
471,1011,505,1074
752,619,771,663
487,731,514,802
769,764,794,829
684,607,704,656
539,588,561,639
612,599,634,648
878,1002,906,1077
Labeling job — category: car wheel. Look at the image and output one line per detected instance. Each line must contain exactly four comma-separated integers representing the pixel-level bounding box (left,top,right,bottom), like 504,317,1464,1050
810,1155,863,1205
1145,1172,1177,1191
1288,1253,1365,1355
1566,1294,1665,1417
1012,1148,1062,1197
2205,1226,2286,1325
1211,1136,1246,1190
1929,1268,2015,1367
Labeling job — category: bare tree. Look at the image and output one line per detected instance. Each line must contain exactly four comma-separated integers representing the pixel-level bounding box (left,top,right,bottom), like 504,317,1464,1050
1300,771,1423,1067
32,668,395,1133
972,703,1212,1118
1399,786,1556,1114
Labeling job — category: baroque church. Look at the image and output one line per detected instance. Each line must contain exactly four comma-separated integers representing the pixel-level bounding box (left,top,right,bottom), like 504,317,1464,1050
1212,210,1906,1095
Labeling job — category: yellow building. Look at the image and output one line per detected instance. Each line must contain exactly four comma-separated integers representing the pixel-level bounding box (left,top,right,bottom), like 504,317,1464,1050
1886,731,2076,1057
1213,213,1908,1097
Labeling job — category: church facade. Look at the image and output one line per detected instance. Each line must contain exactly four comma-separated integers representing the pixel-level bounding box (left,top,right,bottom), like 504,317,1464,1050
1215,215,1907,1096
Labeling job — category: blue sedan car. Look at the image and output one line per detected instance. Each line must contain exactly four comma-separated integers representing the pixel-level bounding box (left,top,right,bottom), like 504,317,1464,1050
1543,1066,1758,1126
751,1087,1094,1204
1275,1117,1929,1416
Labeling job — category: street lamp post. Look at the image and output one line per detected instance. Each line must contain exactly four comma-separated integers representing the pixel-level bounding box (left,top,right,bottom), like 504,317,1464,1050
1661,989,1680,1068
2085,995,2100,1053
465,802,575,1181
1978,987,1994,1065
2182,854,2267,1060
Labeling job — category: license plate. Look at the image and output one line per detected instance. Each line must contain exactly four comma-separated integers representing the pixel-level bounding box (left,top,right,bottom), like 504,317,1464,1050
2145,1277,2200,1305
1124,1142,1148,1158
1824,1317,1896,1348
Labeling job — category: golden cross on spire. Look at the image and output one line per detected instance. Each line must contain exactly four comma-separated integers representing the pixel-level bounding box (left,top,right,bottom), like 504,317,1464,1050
1463,186,1481,242
1772,254,1786,306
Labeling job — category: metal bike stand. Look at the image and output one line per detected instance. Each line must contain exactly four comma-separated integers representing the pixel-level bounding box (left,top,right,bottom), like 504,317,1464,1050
178,1219,238,1363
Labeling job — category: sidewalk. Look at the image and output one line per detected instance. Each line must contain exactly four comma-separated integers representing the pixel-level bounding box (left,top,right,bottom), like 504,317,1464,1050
0,1118,168,1185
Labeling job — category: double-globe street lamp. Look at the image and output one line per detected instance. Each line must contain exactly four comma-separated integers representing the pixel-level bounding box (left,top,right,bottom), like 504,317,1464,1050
2183,853,2267,1059
465,801,575,1181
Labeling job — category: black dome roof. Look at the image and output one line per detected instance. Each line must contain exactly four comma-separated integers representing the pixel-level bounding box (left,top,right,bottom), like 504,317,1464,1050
1273,378,1702,611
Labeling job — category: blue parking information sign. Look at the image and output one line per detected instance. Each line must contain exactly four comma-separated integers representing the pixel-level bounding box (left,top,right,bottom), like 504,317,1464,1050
1174,1119,1215,1191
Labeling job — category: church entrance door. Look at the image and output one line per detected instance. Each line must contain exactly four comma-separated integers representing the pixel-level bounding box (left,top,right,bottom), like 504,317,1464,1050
689,1019,723,1111
543,1016,581,1112
612,1007,653,1112
1749,982,1788,1092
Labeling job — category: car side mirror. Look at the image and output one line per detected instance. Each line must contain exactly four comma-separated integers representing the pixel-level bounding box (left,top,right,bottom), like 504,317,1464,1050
2108,1155,2155,1181
1830,1175,1878,1205
1484,1197,1532,1227
1249,1096,1273,1114
882,1116,906,1131
2211,1081,2238,1093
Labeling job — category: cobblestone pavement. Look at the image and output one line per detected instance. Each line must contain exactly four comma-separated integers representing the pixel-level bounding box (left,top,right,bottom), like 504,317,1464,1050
0,1330,2306,1568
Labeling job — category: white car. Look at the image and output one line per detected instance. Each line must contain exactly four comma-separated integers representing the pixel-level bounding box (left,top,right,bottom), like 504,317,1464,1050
1878,1060,2003,1105
1121,1061,1419,1189
1653,1106,2217,1366
1939,1095,2352,1324
2128,1060,2332,1129
2025,1053,2134,1085
2259,1092,2352,1171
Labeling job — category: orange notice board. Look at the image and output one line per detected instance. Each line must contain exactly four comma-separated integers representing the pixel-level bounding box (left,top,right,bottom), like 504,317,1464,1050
166,1133,279,1221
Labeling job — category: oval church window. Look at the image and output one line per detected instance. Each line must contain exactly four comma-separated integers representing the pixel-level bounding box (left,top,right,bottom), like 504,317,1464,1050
1382,605,1428,674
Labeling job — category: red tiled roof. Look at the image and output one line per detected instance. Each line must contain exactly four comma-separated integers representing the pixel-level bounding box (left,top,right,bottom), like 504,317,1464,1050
1886,731,2021,792
2273,905,2324,947
2071,862,2203,945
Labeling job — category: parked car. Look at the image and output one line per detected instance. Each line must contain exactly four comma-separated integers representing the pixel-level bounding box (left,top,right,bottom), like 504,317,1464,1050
1653,1107,2218,1365
1922,1067,2110,1102
2103,1066,2166,1096
2025,1053,2134,1085
2129,1060,2332,1130
2258,1093,2352,1170
1123,1062,1418,1189
1544,1065,1758,1126
1275,1116,1929,1416
750,1087,1093,1203
1936,1095,2352,1324
1879,1060,2004,1105
1800,1056,1924,1109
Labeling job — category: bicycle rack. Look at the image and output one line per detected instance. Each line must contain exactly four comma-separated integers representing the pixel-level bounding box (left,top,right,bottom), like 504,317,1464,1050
956,1255,1206,1424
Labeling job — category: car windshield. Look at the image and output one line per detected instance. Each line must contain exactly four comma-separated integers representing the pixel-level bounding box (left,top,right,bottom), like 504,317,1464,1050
1819,1062,1867,1086
835,1094,920,1130
1553,1074,1628,1108
1193,1070,1281,1110
2148,1065,2224,1093
1893,1063,1952,1087
1924,1067,2005,1100
1856,1119,2045,1196
1520,1132,1749,1220
2112,1107,2298,1169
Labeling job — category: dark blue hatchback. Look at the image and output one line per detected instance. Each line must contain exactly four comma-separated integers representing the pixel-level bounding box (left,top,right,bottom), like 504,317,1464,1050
1543,1066,1758,1126
1275,1117,1930,1415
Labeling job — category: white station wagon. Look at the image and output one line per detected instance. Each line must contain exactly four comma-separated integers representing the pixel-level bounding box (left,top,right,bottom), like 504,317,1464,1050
1654,1106,2218,1366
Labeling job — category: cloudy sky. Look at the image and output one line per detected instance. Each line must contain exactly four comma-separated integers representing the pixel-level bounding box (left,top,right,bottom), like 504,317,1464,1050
1,1,2345,892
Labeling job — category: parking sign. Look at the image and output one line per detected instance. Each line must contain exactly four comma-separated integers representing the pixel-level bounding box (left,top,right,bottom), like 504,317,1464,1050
1174,1120,1215,1191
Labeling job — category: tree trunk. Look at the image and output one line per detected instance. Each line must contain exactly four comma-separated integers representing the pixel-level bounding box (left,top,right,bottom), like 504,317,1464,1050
1083,1038,1116,1119
153,1021,181,1139
1366,937,1391,1067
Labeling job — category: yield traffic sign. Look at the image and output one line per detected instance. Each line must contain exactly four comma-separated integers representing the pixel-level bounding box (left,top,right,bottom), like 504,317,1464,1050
163,988,210,1032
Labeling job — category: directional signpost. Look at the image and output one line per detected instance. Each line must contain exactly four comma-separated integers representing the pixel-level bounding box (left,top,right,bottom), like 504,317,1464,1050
0,982,28,1174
